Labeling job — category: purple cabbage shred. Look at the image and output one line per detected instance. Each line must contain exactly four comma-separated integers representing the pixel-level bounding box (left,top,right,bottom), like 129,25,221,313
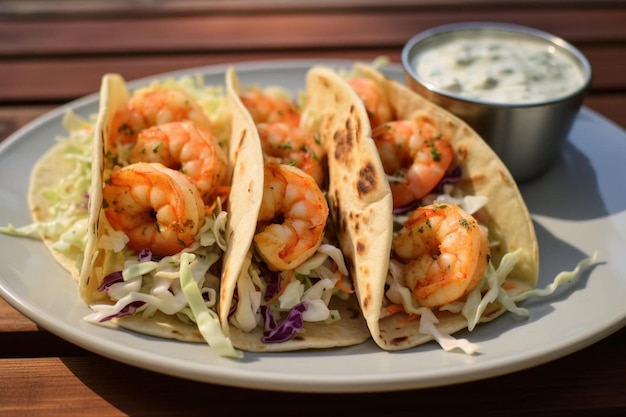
82,193,90,210
99,301,145,323
138,248,162,262
94,248,161,323
260,302,307,343
97,271,124,292
263,271,281,301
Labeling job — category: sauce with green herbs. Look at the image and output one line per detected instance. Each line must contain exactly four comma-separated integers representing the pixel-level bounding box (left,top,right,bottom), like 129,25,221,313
413,33,586,104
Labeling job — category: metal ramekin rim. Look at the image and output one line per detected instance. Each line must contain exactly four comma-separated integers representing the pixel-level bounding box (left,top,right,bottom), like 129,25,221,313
401,21,593,108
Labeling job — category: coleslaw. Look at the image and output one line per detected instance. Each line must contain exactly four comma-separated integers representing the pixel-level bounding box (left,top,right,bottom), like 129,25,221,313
229,236,351,343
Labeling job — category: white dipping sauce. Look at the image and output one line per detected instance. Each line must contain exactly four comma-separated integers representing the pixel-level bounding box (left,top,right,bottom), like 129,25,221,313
413,31,586,104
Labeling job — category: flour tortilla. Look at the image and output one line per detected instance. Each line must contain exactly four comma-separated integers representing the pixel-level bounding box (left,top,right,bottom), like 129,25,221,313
79,73,126,305
305,63,539,351
218,67,370,352
76,73,228,343
28,141,87,279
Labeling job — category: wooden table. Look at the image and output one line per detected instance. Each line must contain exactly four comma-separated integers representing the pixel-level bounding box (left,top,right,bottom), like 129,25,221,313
1,1,625,415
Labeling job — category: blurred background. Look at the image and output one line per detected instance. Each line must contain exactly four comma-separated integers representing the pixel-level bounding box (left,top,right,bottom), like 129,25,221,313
1,0,624,143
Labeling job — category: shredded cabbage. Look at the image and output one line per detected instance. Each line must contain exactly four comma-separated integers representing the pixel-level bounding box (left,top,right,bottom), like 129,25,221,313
261,302,307,343
85,209,227,327
389,244,598,354
462,249,525,330
231,240,349,343
511,251,599,303
179,253,242,359
0,110,93,269
391,283,480,354
463,250,599,331
230,253,262,332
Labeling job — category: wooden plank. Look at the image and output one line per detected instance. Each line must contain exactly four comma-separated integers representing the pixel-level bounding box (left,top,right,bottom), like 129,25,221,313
0,50,398,102
582,46,626,91
0,297,37,332
3,0,625,18
0,358,124,416
1,9,625,57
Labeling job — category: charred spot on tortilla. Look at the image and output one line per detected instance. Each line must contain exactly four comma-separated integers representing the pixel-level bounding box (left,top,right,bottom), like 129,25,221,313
344,116,353,139
348,105,363,140
456,145,469,163
361,289,371,310
331,188,341,214
461,173,488,189
390,335,410,346
332,128,352,163
170,328,185,337
356,240,366,254
348,210,360,224
318,75,331,89
498,168,512,185
357,162,377,197
358,262,370,273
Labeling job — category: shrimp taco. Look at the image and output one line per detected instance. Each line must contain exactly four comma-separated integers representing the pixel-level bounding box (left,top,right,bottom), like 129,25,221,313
79,73,240,357
305,62,539,352
217,67,370,352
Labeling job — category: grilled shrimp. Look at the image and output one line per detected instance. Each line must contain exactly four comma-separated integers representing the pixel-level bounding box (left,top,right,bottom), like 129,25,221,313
253,161,329,271
372,119,454,209
129,121,228,206
348,77,395,128
239,89,301,127
102,162,205,257
392,203,490,308
108,85,213,147
256,122,325,187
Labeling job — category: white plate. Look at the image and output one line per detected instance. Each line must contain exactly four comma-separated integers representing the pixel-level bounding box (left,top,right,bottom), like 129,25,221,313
1,59,624,393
